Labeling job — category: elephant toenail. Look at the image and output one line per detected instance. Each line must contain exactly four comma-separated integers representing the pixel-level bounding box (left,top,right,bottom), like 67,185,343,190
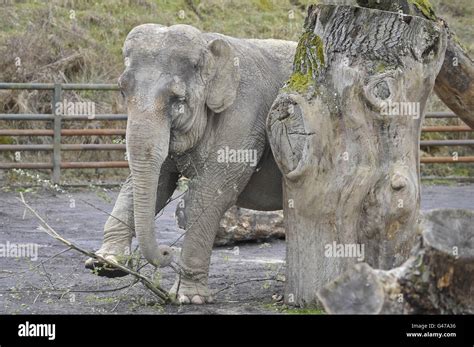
191,295,204,304
179,295,190,304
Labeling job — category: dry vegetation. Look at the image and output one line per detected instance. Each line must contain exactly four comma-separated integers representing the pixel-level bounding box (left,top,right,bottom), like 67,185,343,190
0,0,472,184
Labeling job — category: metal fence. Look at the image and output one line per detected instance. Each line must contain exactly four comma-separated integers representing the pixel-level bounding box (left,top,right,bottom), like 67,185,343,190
0,82,473,183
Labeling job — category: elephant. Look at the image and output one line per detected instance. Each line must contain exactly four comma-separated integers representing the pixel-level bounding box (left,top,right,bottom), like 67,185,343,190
85,23,297,304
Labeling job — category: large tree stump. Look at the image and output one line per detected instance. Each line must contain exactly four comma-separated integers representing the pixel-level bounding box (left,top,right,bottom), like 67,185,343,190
267,4,447,307
317,209,474,314
323,0,474,128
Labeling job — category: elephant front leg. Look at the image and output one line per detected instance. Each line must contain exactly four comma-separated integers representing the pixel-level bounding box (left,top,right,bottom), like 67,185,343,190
85,174,135,277
170,177,241,304
86,162,178,277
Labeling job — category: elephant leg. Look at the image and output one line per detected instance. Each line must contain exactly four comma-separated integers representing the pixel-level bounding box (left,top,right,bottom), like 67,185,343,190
84,174,135,277
170,166,254,304
85,161,178,277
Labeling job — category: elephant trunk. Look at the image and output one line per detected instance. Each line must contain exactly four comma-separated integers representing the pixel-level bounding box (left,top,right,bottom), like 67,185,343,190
126,101,172,268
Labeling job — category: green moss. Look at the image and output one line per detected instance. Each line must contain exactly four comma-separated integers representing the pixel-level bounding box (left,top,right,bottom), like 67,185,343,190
286,71,311,93
285,31,325,93
408,0,437,21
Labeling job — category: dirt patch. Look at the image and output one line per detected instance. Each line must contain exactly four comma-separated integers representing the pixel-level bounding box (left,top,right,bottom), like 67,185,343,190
0,184,472,314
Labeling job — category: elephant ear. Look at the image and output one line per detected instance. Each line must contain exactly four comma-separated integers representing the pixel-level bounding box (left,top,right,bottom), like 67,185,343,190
205,38,241,113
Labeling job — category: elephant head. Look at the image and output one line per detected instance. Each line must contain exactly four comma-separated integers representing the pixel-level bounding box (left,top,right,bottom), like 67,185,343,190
119,24,240,267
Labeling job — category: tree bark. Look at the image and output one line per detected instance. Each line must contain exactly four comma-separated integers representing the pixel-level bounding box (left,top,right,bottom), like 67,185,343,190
323,0,474,128
267,4,447,307
317,209,474,314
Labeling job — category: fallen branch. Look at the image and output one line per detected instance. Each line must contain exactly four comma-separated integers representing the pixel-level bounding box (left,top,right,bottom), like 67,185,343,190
18,193,169,304
0,280,139,295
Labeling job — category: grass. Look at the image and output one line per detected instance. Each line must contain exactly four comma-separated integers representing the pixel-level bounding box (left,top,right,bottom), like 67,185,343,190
262,303,326,314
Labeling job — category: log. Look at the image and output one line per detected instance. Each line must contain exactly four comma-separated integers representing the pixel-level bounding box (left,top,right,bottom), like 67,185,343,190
323,0,474,128
317,209,474,314
215,207,284,246
175,203,285,247
266,4,447,307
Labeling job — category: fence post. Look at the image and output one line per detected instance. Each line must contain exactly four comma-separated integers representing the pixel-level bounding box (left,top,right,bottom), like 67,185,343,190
52,83,62,184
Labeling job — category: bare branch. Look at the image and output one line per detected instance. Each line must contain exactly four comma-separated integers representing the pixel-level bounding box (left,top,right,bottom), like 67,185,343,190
17,192,169,304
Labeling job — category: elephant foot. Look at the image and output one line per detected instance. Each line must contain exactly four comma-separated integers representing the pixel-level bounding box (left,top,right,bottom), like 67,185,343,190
85,255,128,278
169,276,213,305
85,246,131,278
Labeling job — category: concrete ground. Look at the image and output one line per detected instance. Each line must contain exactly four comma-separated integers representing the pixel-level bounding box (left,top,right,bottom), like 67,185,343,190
0,184,472,314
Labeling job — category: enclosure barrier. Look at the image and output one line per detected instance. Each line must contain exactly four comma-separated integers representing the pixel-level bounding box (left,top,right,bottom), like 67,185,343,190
0,83,473,183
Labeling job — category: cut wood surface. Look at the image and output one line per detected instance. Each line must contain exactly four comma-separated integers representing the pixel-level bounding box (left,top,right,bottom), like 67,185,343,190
317,209,474,314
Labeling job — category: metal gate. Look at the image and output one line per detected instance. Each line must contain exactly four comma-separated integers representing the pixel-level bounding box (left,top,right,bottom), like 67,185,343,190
0,82,473,183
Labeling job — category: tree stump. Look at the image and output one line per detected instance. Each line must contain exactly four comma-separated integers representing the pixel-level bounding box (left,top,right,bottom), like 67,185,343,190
323,0,474,128
267,4,447,307
317,209,474,314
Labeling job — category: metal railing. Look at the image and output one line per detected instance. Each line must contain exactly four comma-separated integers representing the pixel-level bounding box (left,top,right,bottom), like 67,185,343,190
0,82,473,183
0,82,127,183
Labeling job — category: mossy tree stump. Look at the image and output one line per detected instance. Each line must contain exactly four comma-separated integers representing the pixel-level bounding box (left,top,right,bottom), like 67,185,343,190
323,0,474,128
267,4,447,307
318,209,474,314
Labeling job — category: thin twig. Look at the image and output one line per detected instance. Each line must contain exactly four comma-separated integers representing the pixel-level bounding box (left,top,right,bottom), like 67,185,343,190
111,279,140,312
185,0,204,20
80,199,134,231
17,193,169,303
40,262,56,290
0,280,139,295
0,247,72,280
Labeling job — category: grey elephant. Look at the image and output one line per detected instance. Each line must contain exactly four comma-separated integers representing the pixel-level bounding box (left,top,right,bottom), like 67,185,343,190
85,24,296,304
